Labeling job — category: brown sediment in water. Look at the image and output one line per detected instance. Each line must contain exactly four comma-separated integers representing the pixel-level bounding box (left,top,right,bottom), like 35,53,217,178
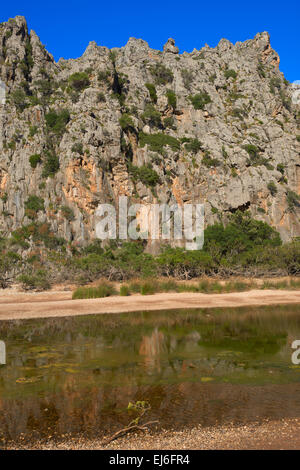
1,289,300,320
5,418,300,450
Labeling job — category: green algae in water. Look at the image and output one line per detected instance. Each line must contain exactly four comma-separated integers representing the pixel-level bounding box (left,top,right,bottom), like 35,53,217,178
1,305,300,394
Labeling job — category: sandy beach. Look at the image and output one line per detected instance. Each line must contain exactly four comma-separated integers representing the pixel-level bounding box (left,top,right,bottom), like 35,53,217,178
0,288,300,321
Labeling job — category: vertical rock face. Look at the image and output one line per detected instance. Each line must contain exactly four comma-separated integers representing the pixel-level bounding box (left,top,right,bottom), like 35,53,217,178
0,16,299,247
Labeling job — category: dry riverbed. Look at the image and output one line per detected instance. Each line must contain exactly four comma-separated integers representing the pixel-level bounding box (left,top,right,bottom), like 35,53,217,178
1,286,300,320
5,418,300,450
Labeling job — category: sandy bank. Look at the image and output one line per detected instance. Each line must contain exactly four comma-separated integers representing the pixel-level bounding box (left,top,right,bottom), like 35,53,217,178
6,418,300,450
1,289,300,320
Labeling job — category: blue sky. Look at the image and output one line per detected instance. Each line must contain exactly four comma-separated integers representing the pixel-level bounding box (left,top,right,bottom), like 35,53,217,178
1,0,299,82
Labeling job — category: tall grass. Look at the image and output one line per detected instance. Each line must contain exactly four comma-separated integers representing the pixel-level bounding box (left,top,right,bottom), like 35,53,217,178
261,280,288,289
140,282,157,295
128,280,160,295
120,285,130,296
124,279,252,295
72,282,117,300
72,278,300,299
290,279,300,289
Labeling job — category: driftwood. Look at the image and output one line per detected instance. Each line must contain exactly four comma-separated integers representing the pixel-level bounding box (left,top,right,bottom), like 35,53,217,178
101,402,158,446
101,420,159,446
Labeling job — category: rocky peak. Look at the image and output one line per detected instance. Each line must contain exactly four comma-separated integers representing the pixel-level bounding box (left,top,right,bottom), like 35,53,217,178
254,31,271,48
123,37,150,61
82,41,100,58
163,38,179,54
217,38,233,53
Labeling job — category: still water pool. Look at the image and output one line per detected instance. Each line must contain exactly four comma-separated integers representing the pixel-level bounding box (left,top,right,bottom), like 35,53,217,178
1,304,300,444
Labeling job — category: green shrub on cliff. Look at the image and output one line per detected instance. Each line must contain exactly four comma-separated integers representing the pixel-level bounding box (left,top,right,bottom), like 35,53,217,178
286,190,300,211
141,104,162,127
29,154,42,168
42,150,59,178
68,72,90,92
128,163,160,187
25,195,45,218
150,63,174,85
166,89,176,110
119,113,134,131
224,69,238,80
139,132,180,154
10,88,28,112
145,83,157,103
267,181,277,196
189,92,211,110
184,138,202,154
45,109,70,135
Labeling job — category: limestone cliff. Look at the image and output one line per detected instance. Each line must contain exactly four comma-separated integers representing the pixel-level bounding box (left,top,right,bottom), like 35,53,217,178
0,16,300,248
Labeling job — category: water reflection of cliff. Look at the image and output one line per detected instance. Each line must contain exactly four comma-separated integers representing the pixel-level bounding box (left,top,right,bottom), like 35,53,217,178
138,328,202,374
139,328,167,371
